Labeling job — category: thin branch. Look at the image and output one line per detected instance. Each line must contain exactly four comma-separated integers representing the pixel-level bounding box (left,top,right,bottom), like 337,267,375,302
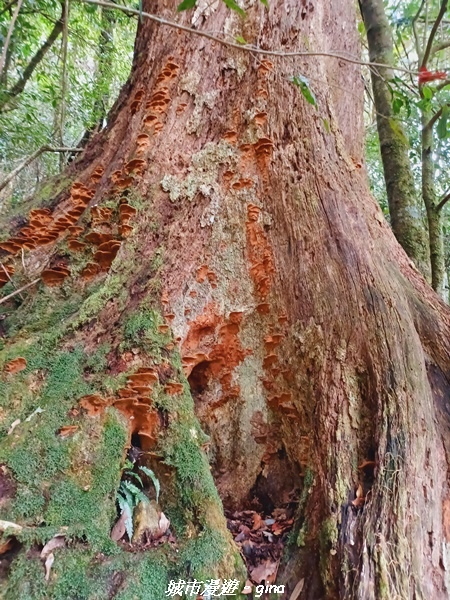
0,0,18,17
412,0,426,61
0,0,24,77
421,0,448,68
55,0,69,169
0,279,40,306
0,146,82,192
431,39,450,55
396,28,416,88
76,0,420,75
0,13,64,111
423,102,450,132
0,262,22,299
436,78,450,91
437,191,450,211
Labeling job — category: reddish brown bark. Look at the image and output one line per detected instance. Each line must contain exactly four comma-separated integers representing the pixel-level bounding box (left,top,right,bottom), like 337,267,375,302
1,0,450,598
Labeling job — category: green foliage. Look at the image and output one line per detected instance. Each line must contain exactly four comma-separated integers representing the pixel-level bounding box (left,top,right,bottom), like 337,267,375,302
116,466,158,541
113,462,161,541
222,0,246,18
139,465,160,502
291,74,317,107
365,0,450,285
0,0,135,206
177,0,197,11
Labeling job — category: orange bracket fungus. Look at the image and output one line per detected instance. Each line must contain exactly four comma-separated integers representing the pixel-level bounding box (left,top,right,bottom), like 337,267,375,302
79,394,108,416
164,382,184,395
4,357,27,374
41,266,71,287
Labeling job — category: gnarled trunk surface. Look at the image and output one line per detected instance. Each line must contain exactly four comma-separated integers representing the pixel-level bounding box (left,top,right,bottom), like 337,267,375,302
1,1,450,599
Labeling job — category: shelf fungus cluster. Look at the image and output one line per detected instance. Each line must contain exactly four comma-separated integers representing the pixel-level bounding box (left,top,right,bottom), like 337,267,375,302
78,366,185,451
0,59,184,295
0,182,93,255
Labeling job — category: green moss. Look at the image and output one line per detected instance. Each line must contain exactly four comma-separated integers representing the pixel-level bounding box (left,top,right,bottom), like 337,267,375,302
0,333,126,549
121,307,168,355
285,467,314,549
296,522,308,547
84,343,111,374
52,549,99,599
1,285,84,340
163,430,217,507
319,516,339,593
3,553,49,600
45,412,127,551
0,294,243,597
74,274,126,327
119,553,170,600
320,517,338,548
179,527,228,577
12,485,46,521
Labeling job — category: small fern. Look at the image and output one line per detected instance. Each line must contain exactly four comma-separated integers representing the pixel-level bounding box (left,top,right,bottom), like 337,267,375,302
116,466,161,541
138,465,160,502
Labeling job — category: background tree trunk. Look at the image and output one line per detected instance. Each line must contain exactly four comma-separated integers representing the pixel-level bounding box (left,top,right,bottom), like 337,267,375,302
422,107,445,295
0,10,64,113
359,0,430,279
1,0,450,598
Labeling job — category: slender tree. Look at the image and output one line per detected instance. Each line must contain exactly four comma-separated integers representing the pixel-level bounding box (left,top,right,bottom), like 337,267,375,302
360,0,430,278
0,0,450,598
0,8,64,112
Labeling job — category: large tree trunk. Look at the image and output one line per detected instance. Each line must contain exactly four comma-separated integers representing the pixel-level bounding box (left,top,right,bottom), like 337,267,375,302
1,0,450,598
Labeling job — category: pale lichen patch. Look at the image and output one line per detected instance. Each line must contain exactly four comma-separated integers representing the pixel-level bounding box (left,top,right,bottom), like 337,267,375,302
223,56,248,80
179,72,202,96
186,90,219,136
160,141,237,203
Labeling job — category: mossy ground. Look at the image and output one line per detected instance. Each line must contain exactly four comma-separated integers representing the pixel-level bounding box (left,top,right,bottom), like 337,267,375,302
0,262,245,598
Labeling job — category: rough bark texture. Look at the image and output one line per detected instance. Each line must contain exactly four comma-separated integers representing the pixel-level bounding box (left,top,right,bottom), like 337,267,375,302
0,0,450,599
359,0,430,279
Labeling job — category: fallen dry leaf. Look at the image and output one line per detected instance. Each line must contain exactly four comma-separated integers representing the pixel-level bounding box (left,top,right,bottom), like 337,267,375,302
250,559,278,584
351,497,365,508
111,511,127,542
0,539,12,555
40,534,66,559
24,407,44,422
7,419,20,435
289,578,305,600
4,357,27,374
235,525,251,542
252,513,263,530
0,520,22,534
157,511,170,538
44,552,54,581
